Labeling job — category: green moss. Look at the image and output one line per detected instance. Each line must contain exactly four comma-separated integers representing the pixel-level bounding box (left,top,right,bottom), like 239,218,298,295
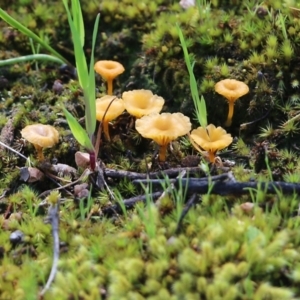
2,0,300,299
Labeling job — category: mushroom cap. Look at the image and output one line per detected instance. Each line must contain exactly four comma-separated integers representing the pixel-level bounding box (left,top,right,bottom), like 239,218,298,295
21,124,59,148
135,112,191,146
96,95,125,122
215,79,249,102
122,89,165,118
190,124,232,153
94,60,125,81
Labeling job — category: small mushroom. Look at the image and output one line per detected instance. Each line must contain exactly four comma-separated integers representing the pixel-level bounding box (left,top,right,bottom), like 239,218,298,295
122,89,165,118
21,124,59,161
96,95,125,141
190,124,233,163
135,112,191,162
94,60,125,95
215,79,249,127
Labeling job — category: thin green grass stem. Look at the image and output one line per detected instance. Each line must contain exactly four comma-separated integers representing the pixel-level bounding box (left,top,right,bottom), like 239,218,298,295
0,8,68,64
0,54,65,66
176,23,207,127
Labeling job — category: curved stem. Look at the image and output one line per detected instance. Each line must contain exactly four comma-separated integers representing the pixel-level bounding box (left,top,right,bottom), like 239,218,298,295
225,101,234,127
107,79,113,95
159,144,168,162
102,121,110,141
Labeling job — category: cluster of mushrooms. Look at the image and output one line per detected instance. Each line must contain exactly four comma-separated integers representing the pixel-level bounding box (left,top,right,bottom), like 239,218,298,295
20,60,249,164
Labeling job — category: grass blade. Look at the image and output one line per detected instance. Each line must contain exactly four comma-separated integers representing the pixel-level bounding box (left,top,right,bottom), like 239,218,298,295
176,23,207,127
0,8,68,64
85,13,100,138
0,54,65,66
62,107,94,152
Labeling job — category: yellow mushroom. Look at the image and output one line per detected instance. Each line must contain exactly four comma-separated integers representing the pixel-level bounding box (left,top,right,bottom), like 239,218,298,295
95,95,125,141
94,60,125,95
135,112,191,162
21,124,59,161
122,89,165,118
190,124,232,163
215,79,249,127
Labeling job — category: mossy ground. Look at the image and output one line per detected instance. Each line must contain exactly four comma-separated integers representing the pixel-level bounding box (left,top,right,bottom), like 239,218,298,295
1,0,300,299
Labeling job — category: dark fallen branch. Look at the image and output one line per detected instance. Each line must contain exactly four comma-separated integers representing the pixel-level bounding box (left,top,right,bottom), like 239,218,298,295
132,173,233,188
102,191,162,216
102,169,300,219
133,177,300,195
103,166,204,180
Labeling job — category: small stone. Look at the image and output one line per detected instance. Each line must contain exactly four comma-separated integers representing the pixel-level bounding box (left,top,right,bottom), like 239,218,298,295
52,79,64,95
179,0,195,9
240,202,254,213
52,163,77,176
20,167,44,182
74,183,90,199
10,230,24,246
75,151,90,168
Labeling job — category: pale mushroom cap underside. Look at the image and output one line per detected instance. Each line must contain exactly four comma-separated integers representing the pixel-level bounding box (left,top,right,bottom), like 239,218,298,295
190,124,233,152
94,60,125,80
21,124,59,148
136,112,191,145
122,89,165,118
215,79,249,102
96,95,125,122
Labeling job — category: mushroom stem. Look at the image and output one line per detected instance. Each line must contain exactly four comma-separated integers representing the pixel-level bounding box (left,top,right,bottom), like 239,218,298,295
207,151,216,163
107,79,113,95
225,101,235,127
102,121,111,141
158,144,168,162
34,145,44,161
